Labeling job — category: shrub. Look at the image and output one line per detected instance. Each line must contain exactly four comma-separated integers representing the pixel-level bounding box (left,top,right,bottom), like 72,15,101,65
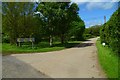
84,25,101,39
100,7,120,54
83,34,93,39
2,34,10,43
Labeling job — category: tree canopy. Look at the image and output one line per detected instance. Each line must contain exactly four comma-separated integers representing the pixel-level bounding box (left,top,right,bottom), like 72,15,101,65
2,2,36,44
2,2,85,46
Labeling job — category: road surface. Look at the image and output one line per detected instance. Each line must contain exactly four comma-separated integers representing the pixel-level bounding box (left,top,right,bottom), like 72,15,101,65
2,38,106,78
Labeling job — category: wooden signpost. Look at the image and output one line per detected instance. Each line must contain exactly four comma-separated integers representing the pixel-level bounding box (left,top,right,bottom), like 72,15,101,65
17,38,35,48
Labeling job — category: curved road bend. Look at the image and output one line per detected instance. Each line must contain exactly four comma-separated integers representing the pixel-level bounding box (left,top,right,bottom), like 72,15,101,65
2,38,106,78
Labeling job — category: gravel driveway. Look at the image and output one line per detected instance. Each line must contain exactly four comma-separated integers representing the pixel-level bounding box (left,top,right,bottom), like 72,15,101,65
2,38,106,78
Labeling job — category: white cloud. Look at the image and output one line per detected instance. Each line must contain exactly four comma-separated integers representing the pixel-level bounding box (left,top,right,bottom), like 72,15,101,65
71,0,118,2
86,2,115,10
71,0,89,4
85,19,103,27
71,0,117,10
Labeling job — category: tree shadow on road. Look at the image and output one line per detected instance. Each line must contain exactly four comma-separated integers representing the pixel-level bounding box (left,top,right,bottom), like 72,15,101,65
54,42,94,48
2,56,51,78
74,43,94,48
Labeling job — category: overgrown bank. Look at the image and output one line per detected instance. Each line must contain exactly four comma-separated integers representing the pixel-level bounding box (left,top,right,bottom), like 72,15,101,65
2,41,82,56
96,40,119,78
100,7,120,54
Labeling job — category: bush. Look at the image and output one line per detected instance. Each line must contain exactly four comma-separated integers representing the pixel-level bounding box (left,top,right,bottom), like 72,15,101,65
2,34,10,43
69,20,85,41
84,25,101,39
100,7,120,54
83,34,93,39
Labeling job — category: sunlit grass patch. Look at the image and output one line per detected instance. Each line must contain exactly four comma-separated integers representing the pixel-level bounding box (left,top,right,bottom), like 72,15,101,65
96,40,119,78
2,41,82,56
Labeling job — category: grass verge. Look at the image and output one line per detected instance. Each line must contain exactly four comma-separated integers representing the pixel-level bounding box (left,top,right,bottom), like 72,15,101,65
2,41,82,56
96,39,119,78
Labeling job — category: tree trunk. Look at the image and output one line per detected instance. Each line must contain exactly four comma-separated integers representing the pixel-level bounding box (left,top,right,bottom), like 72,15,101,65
61,34,64,44
10,37,16,45
49,35,53,47
9,32,17,45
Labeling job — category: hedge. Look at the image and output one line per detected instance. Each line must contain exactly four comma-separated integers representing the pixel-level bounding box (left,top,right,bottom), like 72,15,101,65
100,7,120,54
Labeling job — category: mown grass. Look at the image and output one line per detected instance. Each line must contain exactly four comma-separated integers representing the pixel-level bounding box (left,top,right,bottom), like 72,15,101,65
2,41,82,56
96,39,119,79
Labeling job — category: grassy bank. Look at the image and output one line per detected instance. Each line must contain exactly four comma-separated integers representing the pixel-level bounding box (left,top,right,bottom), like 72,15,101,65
96,39,119,78
2,41,81,56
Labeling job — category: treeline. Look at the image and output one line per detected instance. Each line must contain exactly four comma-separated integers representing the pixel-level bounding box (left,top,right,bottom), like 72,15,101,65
84,25,101,39
2,2,85,46
100,7,120,54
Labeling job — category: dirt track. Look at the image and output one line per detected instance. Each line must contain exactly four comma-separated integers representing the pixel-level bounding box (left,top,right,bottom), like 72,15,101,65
2,38,106,78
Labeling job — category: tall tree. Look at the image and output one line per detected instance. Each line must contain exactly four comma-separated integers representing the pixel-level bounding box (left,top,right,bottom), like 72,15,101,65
69,16,85,40
54,2,70,44
2,2,35,44
56,3,80,43
37,2,82,44
37,2,62,46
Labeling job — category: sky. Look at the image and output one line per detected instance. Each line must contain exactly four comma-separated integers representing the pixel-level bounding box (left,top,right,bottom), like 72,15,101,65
73,2,117,28
34,0,118,28
72,1,118,28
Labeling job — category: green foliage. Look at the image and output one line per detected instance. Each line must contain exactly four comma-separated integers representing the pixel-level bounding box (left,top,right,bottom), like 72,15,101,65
83,34,93,39
100,24,105,43
2,33,10,43
36,2,85,44
2,2,36,44
2,2,85,47
69,18,85,40
100,7,120,54
96,40,118,78
84,25,101,39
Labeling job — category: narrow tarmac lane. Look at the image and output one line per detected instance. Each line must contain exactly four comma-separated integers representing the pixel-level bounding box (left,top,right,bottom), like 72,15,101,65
2,38,106,78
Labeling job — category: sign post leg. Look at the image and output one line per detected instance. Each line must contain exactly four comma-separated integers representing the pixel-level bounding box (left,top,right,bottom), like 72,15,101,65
19,42,21,47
